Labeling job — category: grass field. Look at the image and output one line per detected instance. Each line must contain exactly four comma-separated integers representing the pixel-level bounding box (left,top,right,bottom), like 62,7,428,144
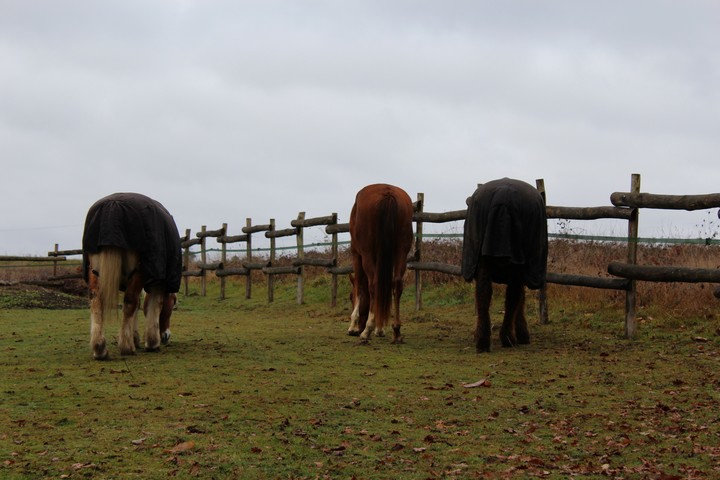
1,276,720,479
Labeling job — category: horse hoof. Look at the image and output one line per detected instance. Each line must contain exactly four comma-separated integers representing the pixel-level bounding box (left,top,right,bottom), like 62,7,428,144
92,340,108,360
93,350,109,360
347,330,360,337
375,329,385,337
161,330,171,345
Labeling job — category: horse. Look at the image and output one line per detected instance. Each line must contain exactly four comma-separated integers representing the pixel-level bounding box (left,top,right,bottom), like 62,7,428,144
347,184,414,343
461,178,548,352
82,193,182,360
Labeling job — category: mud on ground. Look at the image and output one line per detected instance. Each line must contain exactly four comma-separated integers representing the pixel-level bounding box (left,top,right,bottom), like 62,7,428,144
0,282,87,309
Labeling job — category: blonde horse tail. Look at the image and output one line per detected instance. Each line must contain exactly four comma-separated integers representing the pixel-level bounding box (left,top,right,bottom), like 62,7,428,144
97,247,123,323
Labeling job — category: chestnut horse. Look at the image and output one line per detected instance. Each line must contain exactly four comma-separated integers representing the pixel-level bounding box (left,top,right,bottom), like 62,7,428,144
82,193,182,360
461,178,548,352
347,184,414,343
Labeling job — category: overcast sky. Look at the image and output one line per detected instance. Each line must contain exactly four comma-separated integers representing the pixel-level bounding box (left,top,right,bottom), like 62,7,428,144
1,1,718,255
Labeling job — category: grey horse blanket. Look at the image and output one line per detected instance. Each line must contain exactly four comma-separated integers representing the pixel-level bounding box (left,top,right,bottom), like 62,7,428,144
461,178,548,289
82,193,182,293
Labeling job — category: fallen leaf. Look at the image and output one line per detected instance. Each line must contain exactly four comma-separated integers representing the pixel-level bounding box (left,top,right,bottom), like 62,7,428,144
463,378,491,388
693,336,708,343
413,447,427,453
165,441,195,454
131,437,146,445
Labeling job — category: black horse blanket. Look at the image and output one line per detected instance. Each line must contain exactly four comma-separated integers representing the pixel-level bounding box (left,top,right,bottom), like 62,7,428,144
461,178,548,289
82,193,182,293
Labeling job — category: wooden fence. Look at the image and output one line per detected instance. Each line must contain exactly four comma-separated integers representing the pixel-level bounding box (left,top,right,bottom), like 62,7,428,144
4,173,720,338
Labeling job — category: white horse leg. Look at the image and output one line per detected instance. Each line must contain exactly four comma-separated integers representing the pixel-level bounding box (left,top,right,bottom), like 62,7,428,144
348,295,362,336
89,288,108,360
88,256,108,360
360,311,375,340
144,288,163,351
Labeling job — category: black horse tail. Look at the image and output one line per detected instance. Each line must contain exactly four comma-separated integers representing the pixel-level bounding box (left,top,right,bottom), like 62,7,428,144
375,194,397,331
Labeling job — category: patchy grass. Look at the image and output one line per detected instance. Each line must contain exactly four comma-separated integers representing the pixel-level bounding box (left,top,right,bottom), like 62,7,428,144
1,279,720,479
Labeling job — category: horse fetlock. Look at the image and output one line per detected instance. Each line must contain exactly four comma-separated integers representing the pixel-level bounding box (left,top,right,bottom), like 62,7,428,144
374,327,385,337
359,327,372,341
392,326,403,344
347,328,361,336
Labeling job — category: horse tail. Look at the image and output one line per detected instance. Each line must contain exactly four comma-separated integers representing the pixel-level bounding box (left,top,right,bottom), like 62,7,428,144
97,247,123,322
375,194,397,330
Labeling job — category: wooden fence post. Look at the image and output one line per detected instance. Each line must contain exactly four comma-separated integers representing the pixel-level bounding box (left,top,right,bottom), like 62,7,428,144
536,179,549,324
268,219,275,303
245,218,252,299
330,212,339,307
414,193,424,311
183,228,191,296
53,243,59,277
625,173,641,338
200,225,207,297
296,212,305,305
220,223,227,300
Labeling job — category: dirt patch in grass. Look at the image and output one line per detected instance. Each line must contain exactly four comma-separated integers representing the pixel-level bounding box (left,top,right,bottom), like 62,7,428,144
0,284,87,309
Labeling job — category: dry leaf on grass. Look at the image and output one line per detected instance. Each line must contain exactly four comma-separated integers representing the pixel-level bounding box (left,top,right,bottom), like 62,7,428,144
165,441,195,454
462,378,491,388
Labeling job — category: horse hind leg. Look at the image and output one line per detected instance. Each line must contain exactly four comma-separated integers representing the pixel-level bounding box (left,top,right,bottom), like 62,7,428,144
359,280,376,341
500,281,523,347
348,294,363,336
159,293,175,345
514,285,529,345
119,271,143,355
143,287,164,351
474,266,493,352
88,263,108,360
360,309,376,341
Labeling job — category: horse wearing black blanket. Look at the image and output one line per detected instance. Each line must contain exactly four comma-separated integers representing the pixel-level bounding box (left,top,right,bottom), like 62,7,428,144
461,178,548,352
82,193,181,360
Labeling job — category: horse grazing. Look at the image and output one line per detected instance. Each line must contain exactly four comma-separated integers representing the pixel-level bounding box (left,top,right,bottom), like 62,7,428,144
82,193,182,360
347,184,414,343
461,178,548,352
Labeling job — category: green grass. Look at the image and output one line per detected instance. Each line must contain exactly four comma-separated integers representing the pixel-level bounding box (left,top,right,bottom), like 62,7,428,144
1,278,720,479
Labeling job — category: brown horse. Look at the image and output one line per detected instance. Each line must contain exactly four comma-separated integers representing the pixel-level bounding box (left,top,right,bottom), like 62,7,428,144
347,184,414,343
82,193,182,360
461,178,548,352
